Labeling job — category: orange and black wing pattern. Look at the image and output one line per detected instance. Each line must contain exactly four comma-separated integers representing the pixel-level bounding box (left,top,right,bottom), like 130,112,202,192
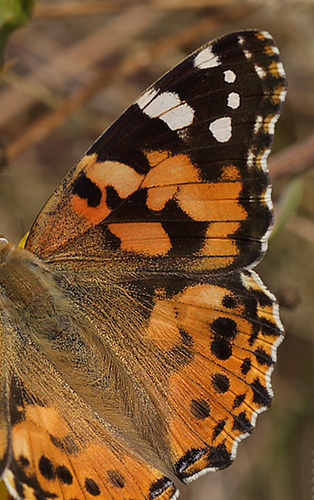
1,30,286,500
25,30,286,275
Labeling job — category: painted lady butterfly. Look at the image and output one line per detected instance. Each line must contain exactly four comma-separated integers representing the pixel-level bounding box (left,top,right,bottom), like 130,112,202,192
0,30,286,500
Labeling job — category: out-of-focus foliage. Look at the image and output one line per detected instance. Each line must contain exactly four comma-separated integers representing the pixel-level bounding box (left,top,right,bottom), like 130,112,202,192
0,0,35,61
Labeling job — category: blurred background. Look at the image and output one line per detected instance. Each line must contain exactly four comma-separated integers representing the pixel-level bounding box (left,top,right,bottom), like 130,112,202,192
0,1,313,499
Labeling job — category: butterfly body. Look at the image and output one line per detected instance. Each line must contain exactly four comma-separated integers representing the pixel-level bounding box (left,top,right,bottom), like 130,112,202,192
0,30,285,499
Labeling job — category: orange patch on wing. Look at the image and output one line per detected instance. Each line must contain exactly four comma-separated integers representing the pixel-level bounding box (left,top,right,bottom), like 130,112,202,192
71,159,144,225
144,149,171,168
199,221,240,257
71,194,110,225
143,151,199,187
269,60,283,79
147,185,177,211
108,222,172,256
176,182,246,221
219,164,241,181
145,297,182,352
88,160,144,198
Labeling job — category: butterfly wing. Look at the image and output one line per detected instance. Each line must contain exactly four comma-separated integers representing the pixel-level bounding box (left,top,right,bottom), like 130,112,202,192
25,30,286,274
48,263,283,482
4,30,286,499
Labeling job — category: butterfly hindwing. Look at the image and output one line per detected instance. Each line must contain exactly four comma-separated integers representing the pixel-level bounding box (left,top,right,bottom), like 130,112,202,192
51,263,283,482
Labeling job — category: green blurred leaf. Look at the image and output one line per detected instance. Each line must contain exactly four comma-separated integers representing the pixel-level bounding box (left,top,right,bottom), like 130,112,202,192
0,0,36,60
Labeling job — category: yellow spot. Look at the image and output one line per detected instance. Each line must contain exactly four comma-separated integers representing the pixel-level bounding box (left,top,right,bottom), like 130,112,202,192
18,232,29,248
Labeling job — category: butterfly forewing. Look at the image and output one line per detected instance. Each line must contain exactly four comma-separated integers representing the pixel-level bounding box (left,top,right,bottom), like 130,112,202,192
26,30,286,274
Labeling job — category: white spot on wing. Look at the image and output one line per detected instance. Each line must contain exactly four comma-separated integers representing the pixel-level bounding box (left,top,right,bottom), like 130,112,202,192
224,69,236,83
267,114,278,135
276,62,286,77
247,149,255,168
194,46,220,69
209,117,232,143
227,92,240,109
254,115,263,134
243,49,252,60
161,101,194,131
137,88,158,109
279,88,287,102
260,147,271,171
138,91,194,131
254,64,267,79
260,30,273,40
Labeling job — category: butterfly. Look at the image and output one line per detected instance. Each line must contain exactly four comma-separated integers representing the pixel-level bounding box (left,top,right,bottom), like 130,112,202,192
0,30,286,500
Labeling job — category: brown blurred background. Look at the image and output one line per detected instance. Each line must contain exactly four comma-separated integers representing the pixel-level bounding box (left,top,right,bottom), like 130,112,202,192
0,1,313,499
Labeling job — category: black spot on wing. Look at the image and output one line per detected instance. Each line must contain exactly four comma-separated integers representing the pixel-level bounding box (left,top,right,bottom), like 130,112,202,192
207,443,232,470
210,316,238,361
190,398,210,420
72,173,101,208
39,456,55,480
211,337,232,361
251,378,272,407
211,317,238,340
241,357,251,375
107,470,125,488
18,455,30,467
232,411,253,434
149,476,176,499
222,294,237,309
233,393,246,409
212,419,226,441
211,373,230,393
254,347,274,366
56,465,73,485
105,185,123,210
85,477,101,496
166,328,194,370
